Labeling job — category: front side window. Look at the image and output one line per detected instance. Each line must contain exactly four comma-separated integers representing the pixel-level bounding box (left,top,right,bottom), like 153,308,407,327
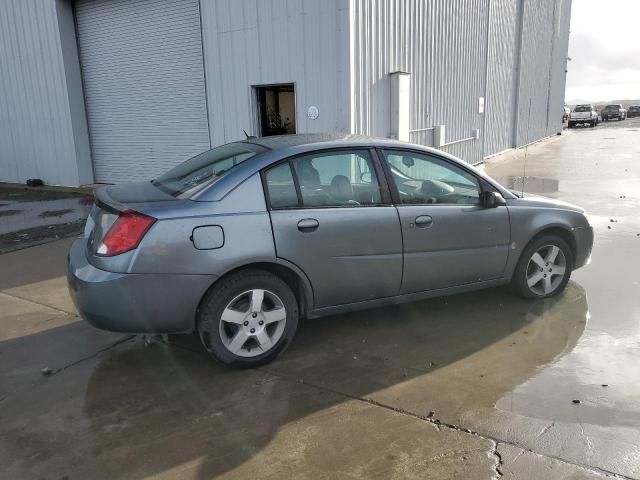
284,150,382,208
383,150,480,205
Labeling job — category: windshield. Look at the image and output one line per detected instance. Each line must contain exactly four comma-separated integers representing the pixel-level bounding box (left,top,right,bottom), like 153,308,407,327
604,105,620,110
629,106,640,110
153,143,266,197
574,106,591,112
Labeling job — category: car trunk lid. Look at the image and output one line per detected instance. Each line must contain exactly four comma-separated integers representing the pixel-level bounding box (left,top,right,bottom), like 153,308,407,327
85,182,178,256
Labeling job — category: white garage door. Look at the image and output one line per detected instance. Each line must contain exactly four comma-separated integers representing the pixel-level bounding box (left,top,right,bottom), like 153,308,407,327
75,0,211,183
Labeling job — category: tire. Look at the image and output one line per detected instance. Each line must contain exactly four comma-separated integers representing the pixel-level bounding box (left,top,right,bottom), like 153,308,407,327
590,121,595,128
567,122,573,128
511,235,573,299
197,269,299,368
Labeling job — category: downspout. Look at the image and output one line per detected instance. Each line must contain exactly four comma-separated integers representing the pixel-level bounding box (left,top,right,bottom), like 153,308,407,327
511,0,527,147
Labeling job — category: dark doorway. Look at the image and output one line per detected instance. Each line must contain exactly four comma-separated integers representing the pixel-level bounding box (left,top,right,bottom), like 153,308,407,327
256,84,296,136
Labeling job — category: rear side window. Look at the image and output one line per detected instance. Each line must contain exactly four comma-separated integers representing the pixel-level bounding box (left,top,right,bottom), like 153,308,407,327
263,150,383,209
291,150,382,208
153,142,265,198
265,163,298,209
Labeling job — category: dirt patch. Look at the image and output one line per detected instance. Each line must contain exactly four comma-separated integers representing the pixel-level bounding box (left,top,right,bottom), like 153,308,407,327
39,209,74,218
0,186,91,202
0,210,22,218
0,219,86,254
0,184,94,253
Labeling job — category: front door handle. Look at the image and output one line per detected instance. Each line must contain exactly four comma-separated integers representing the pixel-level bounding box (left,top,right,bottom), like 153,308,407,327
297,218,319,232
414,215,433,228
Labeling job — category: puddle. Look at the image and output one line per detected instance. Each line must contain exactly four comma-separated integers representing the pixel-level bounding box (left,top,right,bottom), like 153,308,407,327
497,328,640,429
492,176,559,195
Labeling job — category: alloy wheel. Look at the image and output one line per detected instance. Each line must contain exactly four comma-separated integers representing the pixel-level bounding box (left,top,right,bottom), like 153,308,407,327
219,289,287,357
525,245,567,296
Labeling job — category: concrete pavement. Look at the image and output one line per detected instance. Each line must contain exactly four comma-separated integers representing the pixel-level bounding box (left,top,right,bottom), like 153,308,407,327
2,119,640,479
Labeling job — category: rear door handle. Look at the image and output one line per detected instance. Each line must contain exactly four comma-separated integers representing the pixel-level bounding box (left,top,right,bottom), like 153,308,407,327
414,215,433,228
297,218,319,232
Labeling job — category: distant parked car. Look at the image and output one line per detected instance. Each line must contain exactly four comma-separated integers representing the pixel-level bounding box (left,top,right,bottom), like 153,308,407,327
601,104,627,121
68,134,594,367
568,105,599,128
627,105,640,118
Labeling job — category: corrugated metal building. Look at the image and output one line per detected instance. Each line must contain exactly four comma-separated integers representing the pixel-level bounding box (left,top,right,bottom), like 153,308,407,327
0,0,571,186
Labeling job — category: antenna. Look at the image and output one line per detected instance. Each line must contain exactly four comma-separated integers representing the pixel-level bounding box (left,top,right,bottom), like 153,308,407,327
243,129,257,140
521,97,532,198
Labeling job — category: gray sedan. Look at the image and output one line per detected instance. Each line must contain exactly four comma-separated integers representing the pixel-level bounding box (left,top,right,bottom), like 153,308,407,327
68,134,593,367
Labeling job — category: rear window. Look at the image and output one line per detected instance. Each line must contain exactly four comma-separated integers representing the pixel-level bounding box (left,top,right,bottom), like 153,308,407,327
153,143,265,197
574,106,590,112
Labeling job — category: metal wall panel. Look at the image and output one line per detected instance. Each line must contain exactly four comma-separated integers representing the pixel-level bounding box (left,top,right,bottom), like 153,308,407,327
350,0,572,163
200,0,352,147
514,0,556,146
0,0,87,185
350,0,491,165
546,0,571,135
75,0,211,183
484,0,519,157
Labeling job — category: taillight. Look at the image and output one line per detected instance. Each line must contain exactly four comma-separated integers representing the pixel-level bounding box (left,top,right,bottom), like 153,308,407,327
96,210,156,257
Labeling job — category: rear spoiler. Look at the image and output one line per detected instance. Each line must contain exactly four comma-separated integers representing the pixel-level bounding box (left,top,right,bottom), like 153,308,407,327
94,185,125,213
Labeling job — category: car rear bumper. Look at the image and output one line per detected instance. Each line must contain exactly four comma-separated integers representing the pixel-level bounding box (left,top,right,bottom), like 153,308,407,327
67,238,217,334
573,226,594,269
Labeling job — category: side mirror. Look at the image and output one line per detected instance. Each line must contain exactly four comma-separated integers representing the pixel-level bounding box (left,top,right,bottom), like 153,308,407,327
481,191,505,208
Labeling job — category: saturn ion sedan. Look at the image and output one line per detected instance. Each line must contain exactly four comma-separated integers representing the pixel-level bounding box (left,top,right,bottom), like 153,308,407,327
68,134,593,368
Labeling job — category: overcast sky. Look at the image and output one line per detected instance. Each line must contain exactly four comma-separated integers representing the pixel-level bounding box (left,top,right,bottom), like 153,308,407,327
566,0,640,103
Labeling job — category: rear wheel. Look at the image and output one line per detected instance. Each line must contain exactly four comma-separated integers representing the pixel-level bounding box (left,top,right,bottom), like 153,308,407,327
511,235,573,299
197,270,299,368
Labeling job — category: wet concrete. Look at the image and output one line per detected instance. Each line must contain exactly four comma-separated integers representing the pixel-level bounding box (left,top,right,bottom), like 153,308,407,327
0,185,92,253
1,120,639,479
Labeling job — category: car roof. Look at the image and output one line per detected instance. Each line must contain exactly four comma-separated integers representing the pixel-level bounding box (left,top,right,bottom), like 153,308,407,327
244,133,410,150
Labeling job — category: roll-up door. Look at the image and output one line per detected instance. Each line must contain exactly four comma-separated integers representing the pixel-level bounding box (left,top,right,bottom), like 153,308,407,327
75,0,210,183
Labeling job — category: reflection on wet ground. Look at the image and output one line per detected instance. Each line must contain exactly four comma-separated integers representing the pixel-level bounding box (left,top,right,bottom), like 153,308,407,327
0,284,591,479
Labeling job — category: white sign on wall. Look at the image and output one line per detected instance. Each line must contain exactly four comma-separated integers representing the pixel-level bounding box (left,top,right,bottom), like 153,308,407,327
307,106,319,120
478,97,485,114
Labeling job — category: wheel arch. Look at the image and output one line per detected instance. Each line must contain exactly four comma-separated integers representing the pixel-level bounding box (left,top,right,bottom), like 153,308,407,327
195,258,314,328
519,225,578,266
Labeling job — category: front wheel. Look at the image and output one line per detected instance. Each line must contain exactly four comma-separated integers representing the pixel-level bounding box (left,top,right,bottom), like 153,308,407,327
197,270,299,368
511,235,573,299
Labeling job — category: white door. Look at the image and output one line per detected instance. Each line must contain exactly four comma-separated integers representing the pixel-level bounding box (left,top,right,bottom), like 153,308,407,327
75,0,210,183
